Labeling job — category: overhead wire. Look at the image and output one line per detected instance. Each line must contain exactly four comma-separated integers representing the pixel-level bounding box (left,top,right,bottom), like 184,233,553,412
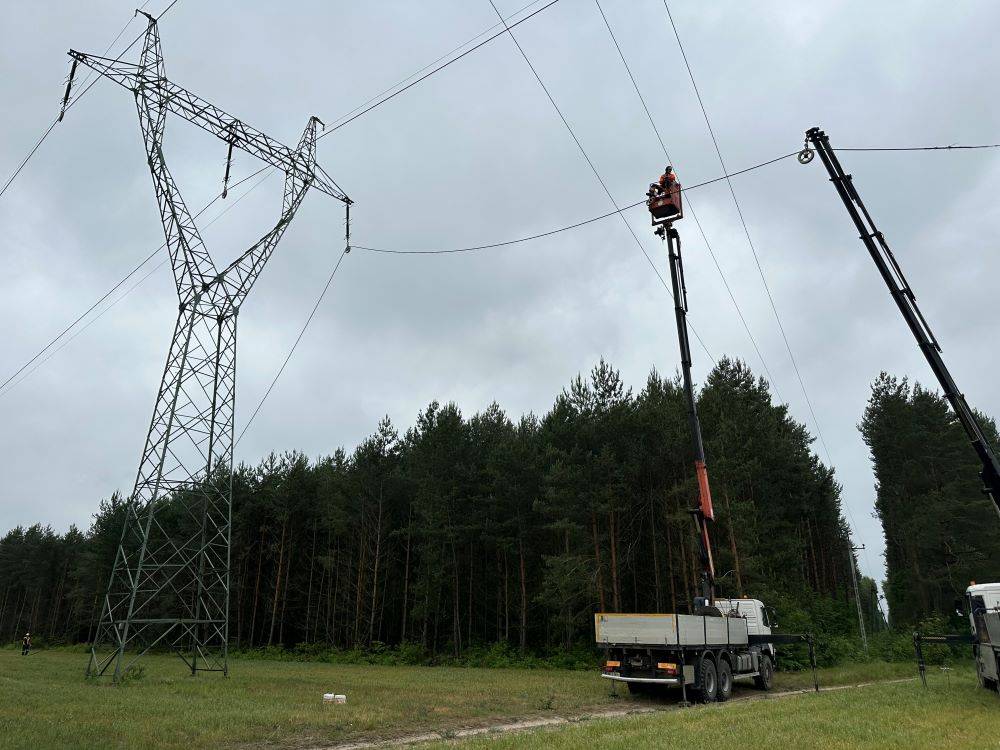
353,151,796,255
487,0,716,364
0,164,269,398
2,0,555,403
235,245,350,446
837,143,1000,152
664,1,829,445
66,0,153,104
10,0,994,470
593,0,784,402
2,147,794,402
0,121,60,202
0,0,171,202
662,2,880,591
322,0,548,131
318,0,561,138
0,168,275,398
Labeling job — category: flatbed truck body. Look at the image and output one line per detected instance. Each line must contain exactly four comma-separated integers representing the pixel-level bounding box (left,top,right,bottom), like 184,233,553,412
596,599,780,701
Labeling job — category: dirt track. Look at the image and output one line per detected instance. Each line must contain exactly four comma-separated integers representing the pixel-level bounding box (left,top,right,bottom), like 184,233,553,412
316,677,918,749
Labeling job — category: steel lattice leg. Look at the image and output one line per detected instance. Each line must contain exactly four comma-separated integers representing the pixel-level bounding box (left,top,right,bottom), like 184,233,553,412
87,309,237,679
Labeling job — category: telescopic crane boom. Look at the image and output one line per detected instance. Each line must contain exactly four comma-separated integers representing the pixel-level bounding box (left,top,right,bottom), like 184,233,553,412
805,127,1000,521
648,168,717,604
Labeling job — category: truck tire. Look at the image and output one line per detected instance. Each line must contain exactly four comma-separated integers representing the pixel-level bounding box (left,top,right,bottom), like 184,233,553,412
754,654,774,691
697,658,718,703
717,659,733,702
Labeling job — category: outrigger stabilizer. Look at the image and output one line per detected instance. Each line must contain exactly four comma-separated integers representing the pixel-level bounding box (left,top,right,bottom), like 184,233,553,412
648,168,716,606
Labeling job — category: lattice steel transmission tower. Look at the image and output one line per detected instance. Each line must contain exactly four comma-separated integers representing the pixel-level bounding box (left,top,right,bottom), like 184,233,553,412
67,13,350,681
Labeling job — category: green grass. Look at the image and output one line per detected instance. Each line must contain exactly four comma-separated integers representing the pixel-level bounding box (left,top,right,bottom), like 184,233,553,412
763,659,914,690
426,670,999,749
0,649,948,749
0,649,614,749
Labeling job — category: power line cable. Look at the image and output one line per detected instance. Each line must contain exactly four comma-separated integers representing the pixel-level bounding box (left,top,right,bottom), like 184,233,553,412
324,0,547,131
0,164,269,398
235,247,350,446
319,0,561,139
837,143,1000,152
157,0,180,20
6,259,170,398
0,121,60,202
4,0,541,396
593,0,784,403
487,0,715,364
662,2,879,592
0,168,274,398
0,0,172,201
68,1,153,101
3,148,791,399
354,152,795,255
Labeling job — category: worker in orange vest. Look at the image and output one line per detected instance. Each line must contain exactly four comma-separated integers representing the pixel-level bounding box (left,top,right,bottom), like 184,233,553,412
658,166,676,190
648,166,675,196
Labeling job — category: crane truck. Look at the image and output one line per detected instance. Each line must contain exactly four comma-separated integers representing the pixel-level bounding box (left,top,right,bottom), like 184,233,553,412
595,170,816,703
803,128,1000,695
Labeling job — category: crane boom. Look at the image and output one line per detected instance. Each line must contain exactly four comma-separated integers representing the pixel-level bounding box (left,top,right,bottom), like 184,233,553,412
805,127,1000,521
663,225,717,603
648,169,716,604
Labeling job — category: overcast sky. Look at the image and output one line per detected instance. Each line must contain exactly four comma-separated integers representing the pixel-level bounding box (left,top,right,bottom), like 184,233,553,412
3,0,999,602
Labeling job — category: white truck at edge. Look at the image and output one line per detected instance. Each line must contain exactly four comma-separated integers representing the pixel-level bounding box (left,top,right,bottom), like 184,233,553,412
967,582,1000,692
596,597,777,702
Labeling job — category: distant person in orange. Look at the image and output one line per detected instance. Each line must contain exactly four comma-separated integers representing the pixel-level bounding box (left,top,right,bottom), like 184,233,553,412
658,166,676,191
648,166,676,197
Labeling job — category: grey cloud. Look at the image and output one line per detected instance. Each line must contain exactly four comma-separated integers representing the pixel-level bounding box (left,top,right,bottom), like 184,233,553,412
3,0,1000,599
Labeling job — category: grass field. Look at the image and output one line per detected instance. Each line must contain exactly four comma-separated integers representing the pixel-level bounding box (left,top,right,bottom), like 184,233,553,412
0,648,967,749
427,671,999,749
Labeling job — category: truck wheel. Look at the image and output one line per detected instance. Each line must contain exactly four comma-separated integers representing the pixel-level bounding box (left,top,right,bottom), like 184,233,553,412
717,659,733,702
754,654,774,691
697,658,718,703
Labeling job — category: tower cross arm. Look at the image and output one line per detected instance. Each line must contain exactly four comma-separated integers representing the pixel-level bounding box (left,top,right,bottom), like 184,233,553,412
66,50,349,204
68,51,140,91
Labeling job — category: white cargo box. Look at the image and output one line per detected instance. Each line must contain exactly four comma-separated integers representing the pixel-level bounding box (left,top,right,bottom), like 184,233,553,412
595,612,749,647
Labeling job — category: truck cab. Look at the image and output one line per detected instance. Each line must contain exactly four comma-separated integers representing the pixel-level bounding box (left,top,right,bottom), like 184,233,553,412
714,598,773,637
966,582,1000,691
714,597,776,665
966,583,1000,622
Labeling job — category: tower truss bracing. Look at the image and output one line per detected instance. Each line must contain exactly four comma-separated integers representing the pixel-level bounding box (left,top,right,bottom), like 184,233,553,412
69,13,350,681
